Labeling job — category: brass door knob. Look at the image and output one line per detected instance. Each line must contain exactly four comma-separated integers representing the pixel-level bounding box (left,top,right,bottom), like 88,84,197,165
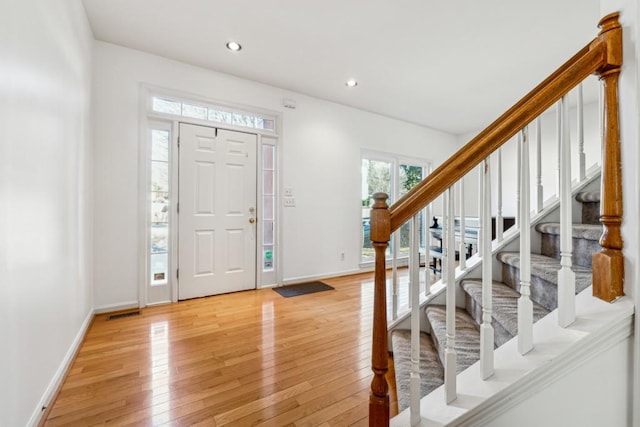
249,218,256,224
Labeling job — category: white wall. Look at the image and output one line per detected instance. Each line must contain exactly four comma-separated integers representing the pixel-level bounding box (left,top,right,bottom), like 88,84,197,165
488,336,633,427
0,0,94,425
91,42,458,308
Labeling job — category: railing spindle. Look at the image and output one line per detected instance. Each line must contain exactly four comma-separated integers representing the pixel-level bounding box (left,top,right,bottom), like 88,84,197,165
496,148,503,241
459,180,466,270
444,187,457,403
558,95,576,327
410,214,421,425
535,117,544,213
425,205,432,297
480,158,494,379
516,134,521,228
556,100,562,196
577,83,586,181
369,193,390,425
518,128,534,355
392,236,398,320
478,165,483,257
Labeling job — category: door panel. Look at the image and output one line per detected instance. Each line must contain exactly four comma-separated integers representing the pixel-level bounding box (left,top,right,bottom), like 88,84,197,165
178,124,257,299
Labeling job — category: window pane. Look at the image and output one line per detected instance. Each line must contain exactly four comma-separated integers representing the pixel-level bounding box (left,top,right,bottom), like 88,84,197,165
151,191,169,223
263,220,274,245
399,164,424,197
263,119,275,131
152,97,181,115
263,245,274,270
151,223,168,253
151,161,169,192
151,130,169,161
263,170,274,195
263,145,274,170
362,159,391,206
150,253,168,285
182,103,208,120
263,196,274,220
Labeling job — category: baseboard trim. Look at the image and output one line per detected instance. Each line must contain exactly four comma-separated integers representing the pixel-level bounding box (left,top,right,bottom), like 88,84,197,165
30,309,95,427
94,300,139,314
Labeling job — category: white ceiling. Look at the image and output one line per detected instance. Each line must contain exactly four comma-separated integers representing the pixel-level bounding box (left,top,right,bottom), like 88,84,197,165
81,0,601,135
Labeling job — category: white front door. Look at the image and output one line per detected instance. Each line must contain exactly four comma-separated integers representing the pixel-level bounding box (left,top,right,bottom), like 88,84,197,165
178,123,257,299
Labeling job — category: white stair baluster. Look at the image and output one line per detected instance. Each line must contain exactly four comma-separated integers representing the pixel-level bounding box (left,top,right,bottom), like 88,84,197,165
459,180,466,270
478,165,483,257
481,158,494,379
444,186,457,403
516,133,521,228
518,128,534,355
496,148,503,242
556,101,562,196
536,117,544,213
409,214,421,425
558,95,576,327
577,83,586,181
440,194,447,286
425,204,432,297
392,230,399,320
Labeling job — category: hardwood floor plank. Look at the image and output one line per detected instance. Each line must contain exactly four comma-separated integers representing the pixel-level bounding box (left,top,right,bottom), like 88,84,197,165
44,268,424,426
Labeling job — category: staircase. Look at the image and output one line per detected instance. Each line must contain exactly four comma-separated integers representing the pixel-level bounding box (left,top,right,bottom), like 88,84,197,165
391,190,601,412
368,13,626,426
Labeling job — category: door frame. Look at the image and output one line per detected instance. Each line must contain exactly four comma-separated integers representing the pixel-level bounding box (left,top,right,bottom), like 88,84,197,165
138,85,282,307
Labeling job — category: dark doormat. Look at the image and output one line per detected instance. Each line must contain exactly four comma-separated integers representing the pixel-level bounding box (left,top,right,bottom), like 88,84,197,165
273,281,334,298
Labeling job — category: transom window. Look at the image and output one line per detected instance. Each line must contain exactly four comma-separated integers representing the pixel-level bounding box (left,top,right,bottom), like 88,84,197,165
151,96,276,132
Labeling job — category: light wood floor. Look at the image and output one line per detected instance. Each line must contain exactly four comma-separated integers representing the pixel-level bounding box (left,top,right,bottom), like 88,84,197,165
43,270,429,426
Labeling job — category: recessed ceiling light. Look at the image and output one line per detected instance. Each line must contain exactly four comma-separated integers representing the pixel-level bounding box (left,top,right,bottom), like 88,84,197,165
226,41,242,52
346,79,358,87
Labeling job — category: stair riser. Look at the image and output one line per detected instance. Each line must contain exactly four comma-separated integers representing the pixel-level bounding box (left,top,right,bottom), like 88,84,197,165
501,263,559,312
581,201,600,225
540,234,601,268
464,294,514,347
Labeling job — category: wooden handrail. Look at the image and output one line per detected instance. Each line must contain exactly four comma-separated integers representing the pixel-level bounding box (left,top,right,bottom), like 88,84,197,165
370,12,622,425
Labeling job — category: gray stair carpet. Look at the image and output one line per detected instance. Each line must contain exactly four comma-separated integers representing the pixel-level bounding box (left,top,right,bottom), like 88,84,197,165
575,191,601,225
461,279,550,347
390,330,444,412
535,223,602,267
391,190,600,410
426,305,481,374
497,252,592,311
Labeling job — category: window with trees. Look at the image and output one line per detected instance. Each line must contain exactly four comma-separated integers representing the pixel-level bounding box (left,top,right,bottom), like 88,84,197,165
361,153,427,262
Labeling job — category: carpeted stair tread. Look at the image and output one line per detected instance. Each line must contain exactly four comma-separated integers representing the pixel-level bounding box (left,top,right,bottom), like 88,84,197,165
498,252,593,311
535,223,602,267
497,252,592,288
391,330,444,412
461,279,550,346
425,305,480,373
575,191,601,203
534,223,602,241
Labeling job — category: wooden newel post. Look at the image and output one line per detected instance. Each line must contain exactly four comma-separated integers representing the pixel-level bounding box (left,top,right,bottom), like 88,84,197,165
369,192,391,426
593,12,625,302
